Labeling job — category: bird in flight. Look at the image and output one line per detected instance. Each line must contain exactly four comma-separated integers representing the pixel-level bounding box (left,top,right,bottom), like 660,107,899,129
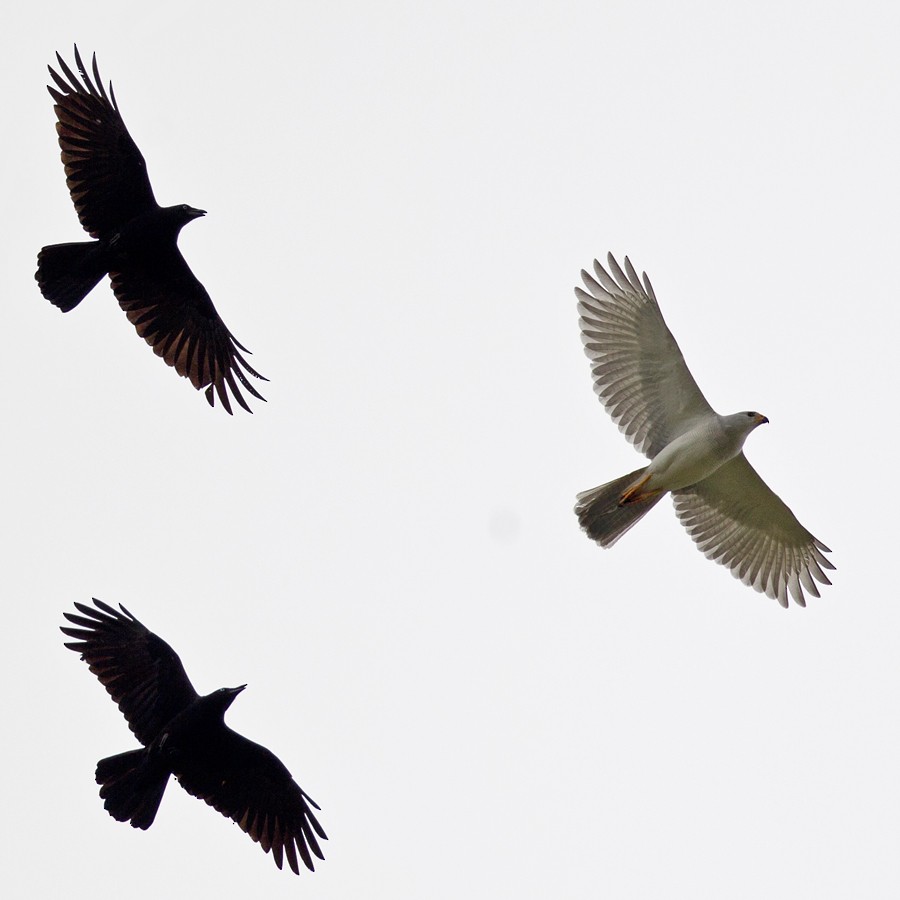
36,46,267,414
61,598,326,874
574,253,833,607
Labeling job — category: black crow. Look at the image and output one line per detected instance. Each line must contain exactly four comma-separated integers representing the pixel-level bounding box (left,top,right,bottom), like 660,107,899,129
36,47,267,414
61,598,326,874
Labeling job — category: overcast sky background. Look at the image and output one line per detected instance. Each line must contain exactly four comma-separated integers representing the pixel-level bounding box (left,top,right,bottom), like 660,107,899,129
3,1,898,897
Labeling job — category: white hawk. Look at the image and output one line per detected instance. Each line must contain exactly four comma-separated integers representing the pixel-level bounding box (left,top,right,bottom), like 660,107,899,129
575,253,833,607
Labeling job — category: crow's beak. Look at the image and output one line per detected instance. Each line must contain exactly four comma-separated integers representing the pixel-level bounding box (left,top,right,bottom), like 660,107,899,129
187,207,207,220
229,684,247,695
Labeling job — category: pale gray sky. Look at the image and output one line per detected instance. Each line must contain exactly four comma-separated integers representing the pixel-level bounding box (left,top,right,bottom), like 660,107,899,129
4,1,899,897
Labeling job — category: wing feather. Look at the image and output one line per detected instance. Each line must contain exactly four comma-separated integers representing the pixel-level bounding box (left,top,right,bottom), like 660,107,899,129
109,251,267,414
175,728,327,874
47,46,157,238
673,454,834,607
576,253,716,458
61,598,199,744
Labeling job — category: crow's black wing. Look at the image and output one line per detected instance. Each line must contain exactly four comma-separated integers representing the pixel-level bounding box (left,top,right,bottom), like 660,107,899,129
61,599,199,746
48,46,157,238
176,728,327,874
109,250,267,414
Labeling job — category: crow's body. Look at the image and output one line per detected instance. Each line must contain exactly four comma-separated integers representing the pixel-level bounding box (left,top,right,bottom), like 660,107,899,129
62,599,325,874
37,47,266,413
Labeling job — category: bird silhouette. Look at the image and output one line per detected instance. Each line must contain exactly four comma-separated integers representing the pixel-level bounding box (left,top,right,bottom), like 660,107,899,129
36,46,267,413
61,598,325,874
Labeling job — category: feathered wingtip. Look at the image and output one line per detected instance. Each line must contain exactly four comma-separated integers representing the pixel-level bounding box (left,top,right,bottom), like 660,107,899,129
201,332,269,415
574,252,658,309
47,44,117,110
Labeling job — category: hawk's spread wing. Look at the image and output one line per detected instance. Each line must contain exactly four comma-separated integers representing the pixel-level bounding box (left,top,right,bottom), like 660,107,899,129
576,253,715,458
672,454,834,607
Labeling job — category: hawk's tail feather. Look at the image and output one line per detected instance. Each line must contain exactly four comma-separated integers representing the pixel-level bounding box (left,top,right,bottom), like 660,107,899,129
575,467,665,548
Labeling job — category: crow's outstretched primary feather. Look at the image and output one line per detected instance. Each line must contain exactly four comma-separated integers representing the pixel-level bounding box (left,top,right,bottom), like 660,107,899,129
36,46,267,413
61,598,326,874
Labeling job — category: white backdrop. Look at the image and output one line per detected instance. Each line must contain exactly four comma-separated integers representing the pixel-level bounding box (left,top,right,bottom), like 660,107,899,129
3,1,898,897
